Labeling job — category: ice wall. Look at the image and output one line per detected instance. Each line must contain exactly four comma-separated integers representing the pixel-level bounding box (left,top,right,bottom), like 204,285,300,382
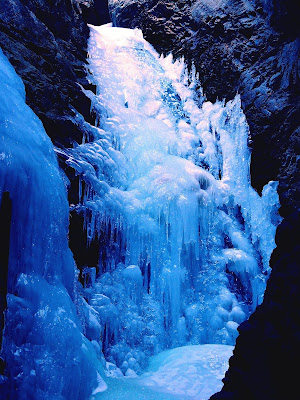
61,24,280,375
0,49,106,399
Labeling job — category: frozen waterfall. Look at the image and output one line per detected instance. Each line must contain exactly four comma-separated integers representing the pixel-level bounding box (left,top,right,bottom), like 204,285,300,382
58,23,281,376
0,20,281,399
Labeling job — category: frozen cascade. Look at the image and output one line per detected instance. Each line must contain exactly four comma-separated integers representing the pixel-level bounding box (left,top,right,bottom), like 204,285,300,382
0,49,107,399
61,24,281,375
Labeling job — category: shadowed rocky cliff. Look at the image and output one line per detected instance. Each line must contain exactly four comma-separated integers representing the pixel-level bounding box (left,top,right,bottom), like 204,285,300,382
1,0,88,146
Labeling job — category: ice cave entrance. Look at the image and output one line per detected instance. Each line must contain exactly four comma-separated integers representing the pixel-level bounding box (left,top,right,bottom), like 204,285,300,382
61,24,280,398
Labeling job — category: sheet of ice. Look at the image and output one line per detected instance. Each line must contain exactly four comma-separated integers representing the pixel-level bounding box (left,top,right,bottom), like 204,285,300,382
0,48,106,399
64,24,281,373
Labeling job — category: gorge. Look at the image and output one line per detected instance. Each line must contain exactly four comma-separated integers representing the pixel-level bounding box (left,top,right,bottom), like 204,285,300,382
0,1,299,399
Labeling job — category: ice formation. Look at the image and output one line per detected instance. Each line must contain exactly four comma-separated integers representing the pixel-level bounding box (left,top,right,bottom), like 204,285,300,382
58,23,281,376
0,48,106,399
0,19,281,398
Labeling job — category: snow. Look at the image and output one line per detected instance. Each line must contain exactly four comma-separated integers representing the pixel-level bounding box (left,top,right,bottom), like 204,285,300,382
96,344,233,400
141,344,233,399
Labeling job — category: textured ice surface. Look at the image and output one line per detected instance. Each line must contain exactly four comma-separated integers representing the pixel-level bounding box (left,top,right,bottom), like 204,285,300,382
0,48,106,399
60,23,282,374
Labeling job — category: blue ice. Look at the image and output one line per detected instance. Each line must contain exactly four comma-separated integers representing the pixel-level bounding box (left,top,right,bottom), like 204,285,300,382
0,48,106,399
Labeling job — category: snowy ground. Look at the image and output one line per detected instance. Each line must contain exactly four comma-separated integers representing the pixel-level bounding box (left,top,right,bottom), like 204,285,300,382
96,344,233,400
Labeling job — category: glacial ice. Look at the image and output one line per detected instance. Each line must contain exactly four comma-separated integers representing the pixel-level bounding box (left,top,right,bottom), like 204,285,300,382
59,23,281,376
0,48,106,399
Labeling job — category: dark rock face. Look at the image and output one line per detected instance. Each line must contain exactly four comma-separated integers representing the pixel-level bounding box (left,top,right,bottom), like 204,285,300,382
80,0,110,26
0,0,89,146
109,0,300,398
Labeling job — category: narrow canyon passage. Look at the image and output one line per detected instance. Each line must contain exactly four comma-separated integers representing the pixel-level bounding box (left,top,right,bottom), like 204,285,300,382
0,18,282,400
1,1,298,399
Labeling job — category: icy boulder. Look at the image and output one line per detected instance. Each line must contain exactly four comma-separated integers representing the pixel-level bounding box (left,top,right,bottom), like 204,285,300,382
0,48,106,399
